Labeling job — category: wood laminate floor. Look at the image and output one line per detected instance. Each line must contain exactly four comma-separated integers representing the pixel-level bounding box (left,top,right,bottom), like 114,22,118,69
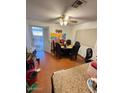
32,52,85,93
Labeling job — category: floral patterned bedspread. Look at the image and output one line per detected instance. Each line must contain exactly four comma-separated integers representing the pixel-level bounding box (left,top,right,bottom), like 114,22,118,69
52,63,90,93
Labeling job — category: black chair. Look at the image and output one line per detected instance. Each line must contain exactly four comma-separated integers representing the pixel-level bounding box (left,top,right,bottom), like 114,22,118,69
69,43,80,60
66,39,71,46
85,48,93,63
55,43,63,58
74,41,80,46
51,40,56,54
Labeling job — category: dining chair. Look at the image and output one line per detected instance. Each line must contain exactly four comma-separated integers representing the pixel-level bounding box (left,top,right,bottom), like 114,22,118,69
74,41,80,46
85,48,93,63
69,43,80,60
51,40,56,54
55,43,63,58
66,39,71,46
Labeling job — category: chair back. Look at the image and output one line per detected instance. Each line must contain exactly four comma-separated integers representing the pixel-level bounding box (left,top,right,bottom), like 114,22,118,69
55,43,62,55
51,40,56,53
72,44,80,55
85,48,93,59
74,41,80,46
66,39,71,46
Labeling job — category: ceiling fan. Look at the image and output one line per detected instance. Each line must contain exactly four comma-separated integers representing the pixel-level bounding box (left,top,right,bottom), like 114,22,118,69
46,0,88,26
57,15,78,26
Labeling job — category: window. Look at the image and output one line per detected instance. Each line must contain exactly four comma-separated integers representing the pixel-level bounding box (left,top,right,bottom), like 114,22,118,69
32,27,43,36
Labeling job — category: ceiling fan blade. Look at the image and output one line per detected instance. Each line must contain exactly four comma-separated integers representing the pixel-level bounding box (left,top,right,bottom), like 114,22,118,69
69,20,78,23
45,17,59,22
69,16,96,21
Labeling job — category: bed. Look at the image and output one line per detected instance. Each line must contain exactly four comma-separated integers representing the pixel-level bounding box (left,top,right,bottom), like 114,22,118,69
51,63,91,93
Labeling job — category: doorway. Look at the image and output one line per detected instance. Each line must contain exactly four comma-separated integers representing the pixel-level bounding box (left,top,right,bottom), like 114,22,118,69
32,26,44,59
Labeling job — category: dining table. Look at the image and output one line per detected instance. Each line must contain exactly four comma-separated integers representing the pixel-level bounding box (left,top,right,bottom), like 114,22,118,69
61,45,73,56
61,45,73,49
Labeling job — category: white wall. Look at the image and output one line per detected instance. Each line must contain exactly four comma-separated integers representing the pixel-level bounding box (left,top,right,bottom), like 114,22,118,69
26,22,34,50
75,29,96,47
69,21,97,59
68,21,97,42
27,19,71,33
93,41,97,60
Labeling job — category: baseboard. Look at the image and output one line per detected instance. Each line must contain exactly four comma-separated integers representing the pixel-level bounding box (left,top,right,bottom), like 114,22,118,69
44,51,52,55
78,54,85,60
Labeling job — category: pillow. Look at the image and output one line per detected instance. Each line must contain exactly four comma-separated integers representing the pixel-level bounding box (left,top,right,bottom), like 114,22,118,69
91,61,97,69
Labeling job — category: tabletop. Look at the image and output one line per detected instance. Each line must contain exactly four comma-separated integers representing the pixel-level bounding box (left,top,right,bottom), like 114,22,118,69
61,45,73,49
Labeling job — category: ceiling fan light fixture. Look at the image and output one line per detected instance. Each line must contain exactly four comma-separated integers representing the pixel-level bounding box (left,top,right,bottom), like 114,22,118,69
64,20,68,26
60,21,63,26
65,16,69,20
59,15,69,26
59,18,63,26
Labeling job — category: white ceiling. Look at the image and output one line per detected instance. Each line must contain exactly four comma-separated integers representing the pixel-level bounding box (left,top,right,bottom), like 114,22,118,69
27,0,97,25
